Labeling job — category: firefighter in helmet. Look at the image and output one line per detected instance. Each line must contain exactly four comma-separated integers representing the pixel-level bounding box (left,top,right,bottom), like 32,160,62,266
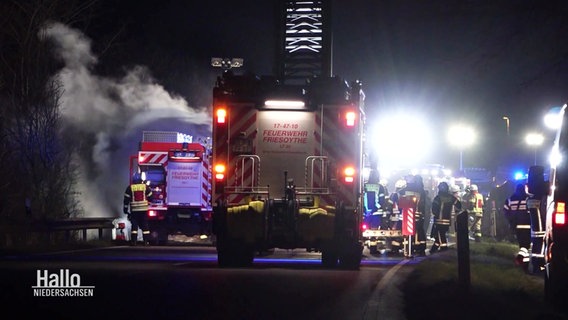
463,184,484,242
430,182,462,253
123,172,153,246
503,183,531,272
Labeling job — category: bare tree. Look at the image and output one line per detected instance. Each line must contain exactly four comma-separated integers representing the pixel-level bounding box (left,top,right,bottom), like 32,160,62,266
0,0,97,246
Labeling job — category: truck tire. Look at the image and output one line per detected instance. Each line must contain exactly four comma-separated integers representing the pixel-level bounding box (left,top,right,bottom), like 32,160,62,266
544,253,568,312
339,243,362,270
321,249,338,268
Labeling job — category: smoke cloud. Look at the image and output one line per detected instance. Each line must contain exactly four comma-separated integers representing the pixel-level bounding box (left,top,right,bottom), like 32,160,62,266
41,22,211,218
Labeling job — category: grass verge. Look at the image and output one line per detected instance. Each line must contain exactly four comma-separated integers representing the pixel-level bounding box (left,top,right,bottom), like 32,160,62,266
403,239,568,320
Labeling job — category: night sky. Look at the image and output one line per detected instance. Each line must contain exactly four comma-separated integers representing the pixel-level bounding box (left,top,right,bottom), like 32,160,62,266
86,0,568,176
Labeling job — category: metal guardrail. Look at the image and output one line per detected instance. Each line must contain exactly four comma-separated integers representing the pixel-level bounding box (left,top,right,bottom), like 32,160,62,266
41,218,115,241
1,218,116,243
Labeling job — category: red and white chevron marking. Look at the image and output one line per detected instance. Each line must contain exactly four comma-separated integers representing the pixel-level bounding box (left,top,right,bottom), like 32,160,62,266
202,160,211,208
139,152,168,165
402,207,416,236
222,107,257,205
317,108,359,207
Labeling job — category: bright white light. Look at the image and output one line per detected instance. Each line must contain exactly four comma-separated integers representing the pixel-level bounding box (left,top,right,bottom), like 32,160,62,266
371,112,433,168
544,105,565,129
447,125,476,148
525,132,544,146
550,148,562,168
544,113,561,129
264,100,305,109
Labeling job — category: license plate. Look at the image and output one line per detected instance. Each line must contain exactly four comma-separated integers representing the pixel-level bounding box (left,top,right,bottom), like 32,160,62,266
177,213,191,219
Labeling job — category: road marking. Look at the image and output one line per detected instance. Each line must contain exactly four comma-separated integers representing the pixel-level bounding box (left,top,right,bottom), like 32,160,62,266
377,258,411,291
364,258,414,320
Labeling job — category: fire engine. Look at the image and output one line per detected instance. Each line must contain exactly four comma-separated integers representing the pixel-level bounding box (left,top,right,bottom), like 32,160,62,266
210,1,364,268
128,130,213,244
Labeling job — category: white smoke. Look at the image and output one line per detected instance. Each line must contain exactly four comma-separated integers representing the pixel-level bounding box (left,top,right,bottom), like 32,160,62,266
41,22,211,217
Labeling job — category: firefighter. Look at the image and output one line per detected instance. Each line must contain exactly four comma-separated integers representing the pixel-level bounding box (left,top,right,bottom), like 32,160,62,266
503,183,531,271
399,175,428,256
448,184,462,236
463,184,484,242
430,182,462,253
123,173,153,246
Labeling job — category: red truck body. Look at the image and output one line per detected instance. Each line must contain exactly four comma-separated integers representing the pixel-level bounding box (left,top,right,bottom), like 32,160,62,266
130,131,212,244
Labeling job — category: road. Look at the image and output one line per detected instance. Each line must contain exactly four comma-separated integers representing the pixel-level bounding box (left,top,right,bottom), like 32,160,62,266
0,244,422,320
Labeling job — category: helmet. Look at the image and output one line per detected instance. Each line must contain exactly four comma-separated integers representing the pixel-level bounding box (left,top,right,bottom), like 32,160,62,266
132,173,142,184
450,185,461,194
395,179,406,190
470,184,478,192
438,182,449,193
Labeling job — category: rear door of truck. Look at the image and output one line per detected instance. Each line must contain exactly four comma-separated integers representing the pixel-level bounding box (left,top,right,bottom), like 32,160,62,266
167,160,201,207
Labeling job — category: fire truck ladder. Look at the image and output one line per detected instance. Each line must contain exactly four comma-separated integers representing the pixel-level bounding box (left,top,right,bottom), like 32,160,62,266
276,0,332,85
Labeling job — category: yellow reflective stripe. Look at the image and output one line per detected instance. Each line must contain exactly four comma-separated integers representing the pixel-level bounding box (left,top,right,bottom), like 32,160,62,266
131,184,146,192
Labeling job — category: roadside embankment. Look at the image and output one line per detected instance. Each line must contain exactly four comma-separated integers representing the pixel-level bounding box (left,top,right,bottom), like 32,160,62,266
403,240,568,320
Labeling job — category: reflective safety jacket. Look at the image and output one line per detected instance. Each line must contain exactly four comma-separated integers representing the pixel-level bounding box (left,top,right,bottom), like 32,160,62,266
463,191,484,217
503,194,530,230
432,192,462,226
124,183,152,213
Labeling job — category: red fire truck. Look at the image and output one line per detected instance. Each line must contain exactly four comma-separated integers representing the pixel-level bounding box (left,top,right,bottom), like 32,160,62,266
128,131,212,245
209,1,365,268
211,74,365,268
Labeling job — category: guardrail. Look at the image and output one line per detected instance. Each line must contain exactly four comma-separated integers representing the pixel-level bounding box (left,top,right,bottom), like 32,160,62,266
40,217,116,241
1,218,116,243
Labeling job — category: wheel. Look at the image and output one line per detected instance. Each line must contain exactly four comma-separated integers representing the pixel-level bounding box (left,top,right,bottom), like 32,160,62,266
339,242,362,270
321,249,338,268
545,255,568,312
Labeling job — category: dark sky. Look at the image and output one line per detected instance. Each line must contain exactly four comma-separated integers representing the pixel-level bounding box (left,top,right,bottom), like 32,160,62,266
87,0,568,175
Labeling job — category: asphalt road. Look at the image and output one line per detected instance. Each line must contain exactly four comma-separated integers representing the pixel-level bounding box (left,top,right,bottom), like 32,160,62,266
0,245,421,320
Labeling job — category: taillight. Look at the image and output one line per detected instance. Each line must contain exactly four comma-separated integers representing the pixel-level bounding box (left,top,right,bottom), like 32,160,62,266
555,201,566,225
214,164,226,181
148,210,158,217
343,166,355,183
213,164,226,193
118,223,126,229
344,110,357,127
361,223,368,231
216,108,227,124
